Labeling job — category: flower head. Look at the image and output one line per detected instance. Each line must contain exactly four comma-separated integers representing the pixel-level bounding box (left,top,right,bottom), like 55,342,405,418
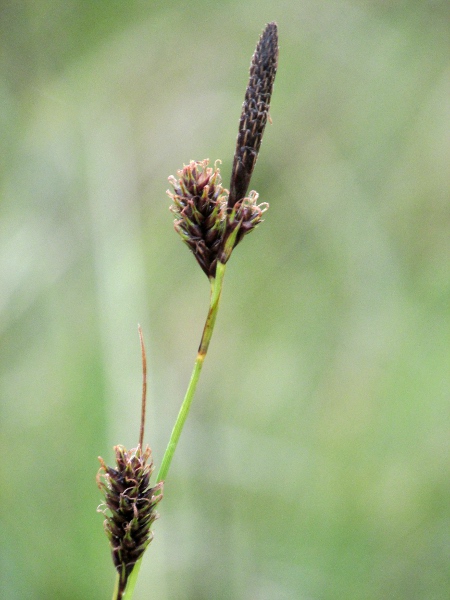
97,445,163,599
167,159,228,278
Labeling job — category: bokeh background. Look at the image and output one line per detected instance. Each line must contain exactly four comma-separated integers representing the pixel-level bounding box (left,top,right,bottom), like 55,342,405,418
1,1,449,599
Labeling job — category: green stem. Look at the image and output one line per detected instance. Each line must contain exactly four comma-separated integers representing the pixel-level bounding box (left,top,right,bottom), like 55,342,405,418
111,558,143,600
114,261,226,600
156,260,227,484
112,574,119,600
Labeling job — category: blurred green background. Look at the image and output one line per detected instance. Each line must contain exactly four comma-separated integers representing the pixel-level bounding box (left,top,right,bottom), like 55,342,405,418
1,1,449,599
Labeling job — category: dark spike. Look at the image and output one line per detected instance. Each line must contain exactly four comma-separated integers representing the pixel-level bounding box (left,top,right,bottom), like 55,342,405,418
228,22,279,208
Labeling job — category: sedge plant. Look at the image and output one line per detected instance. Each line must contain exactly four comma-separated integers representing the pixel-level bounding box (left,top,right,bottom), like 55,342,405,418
97,22,279,600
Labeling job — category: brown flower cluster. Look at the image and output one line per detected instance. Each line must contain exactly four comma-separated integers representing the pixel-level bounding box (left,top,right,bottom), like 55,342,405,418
168,159,227,278
97,445,163,599
168,160,268,278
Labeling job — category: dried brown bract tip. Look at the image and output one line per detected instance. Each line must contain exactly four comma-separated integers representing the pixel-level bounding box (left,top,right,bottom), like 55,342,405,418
167,159,228,278
97,445,163,599
228,22,278,208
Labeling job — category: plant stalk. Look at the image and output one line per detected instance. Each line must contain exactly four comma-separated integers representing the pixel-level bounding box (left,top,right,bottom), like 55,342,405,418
111,557,143,600
156,260,227,484
112,262,226,600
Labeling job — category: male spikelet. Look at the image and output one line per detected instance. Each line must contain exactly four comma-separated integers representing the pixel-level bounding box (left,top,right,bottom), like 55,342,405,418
228,21,279,208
